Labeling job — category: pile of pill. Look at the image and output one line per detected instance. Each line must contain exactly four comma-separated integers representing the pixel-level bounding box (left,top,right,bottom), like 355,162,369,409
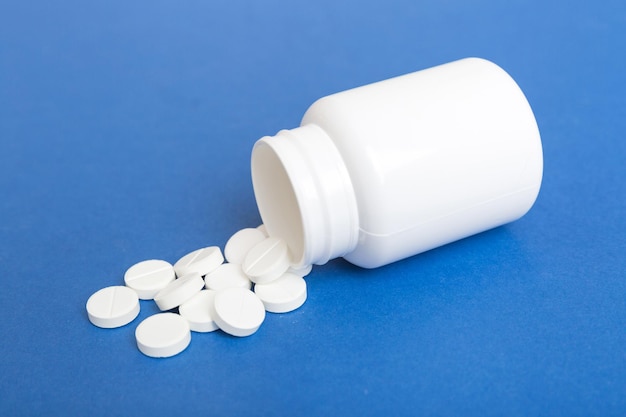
86,225,311,358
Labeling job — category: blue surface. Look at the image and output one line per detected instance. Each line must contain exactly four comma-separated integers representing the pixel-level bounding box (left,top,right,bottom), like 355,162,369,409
1,1,625,415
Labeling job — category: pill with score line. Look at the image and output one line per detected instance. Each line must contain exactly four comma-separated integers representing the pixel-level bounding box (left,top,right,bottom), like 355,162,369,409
211,287,266,337
124,259,175,300
242,237,290,284
174,246,224,277
86,286,140,328
153,272,204,311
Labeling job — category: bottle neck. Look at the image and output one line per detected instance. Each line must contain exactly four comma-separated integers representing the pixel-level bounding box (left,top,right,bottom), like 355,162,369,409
251,123,359,267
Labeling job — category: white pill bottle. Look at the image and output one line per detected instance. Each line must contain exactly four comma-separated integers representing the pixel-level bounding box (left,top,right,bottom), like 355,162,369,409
251,57,543,268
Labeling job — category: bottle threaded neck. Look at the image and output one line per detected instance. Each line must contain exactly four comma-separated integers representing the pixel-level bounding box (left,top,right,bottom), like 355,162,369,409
250,124,359,267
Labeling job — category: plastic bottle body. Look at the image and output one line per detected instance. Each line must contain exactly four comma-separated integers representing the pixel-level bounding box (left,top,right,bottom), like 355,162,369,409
251,58,543,268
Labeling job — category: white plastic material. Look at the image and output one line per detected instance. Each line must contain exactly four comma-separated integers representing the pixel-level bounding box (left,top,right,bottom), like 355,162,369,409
86,286,140,328
124,259,175,300
174,246,224,277
256,224,268,237
251,57,543,268
287,263,313,277
204,263,252,291
153,272,204,311
242,237,290,284
135,313,191,358
224,228,267,265
178,290,219,333
254,272,307,313
211,287,265,337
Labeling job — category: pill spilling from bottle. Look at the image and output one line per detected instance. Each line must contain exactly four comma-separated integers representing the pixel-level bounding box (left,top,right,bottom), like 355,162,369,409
85,57,544,358
85,226,311,358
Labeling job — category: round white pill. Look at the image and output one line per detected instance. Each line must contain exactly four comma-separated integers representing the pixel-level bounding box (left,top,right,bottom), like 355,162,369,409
178,290,219,333
212,287,265,337
287,263,313,277
242,237,290,284
124,259,175,300
174,246,224,277
254,273,307,313
256,224,268,237
224,228,267,265
135,313,191,358
86,286,140,328
153,272,204,311
204,263,252,291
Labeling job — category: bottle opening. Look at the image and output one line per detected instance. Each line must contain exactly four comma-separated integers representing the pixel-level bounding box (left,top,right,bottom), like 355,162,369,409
251,125,359,267
251,141,306,265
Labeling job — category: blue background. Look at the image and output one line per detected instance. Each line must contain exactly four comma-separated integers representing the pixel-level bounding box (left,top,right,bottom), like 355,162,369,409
1,0,625,415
